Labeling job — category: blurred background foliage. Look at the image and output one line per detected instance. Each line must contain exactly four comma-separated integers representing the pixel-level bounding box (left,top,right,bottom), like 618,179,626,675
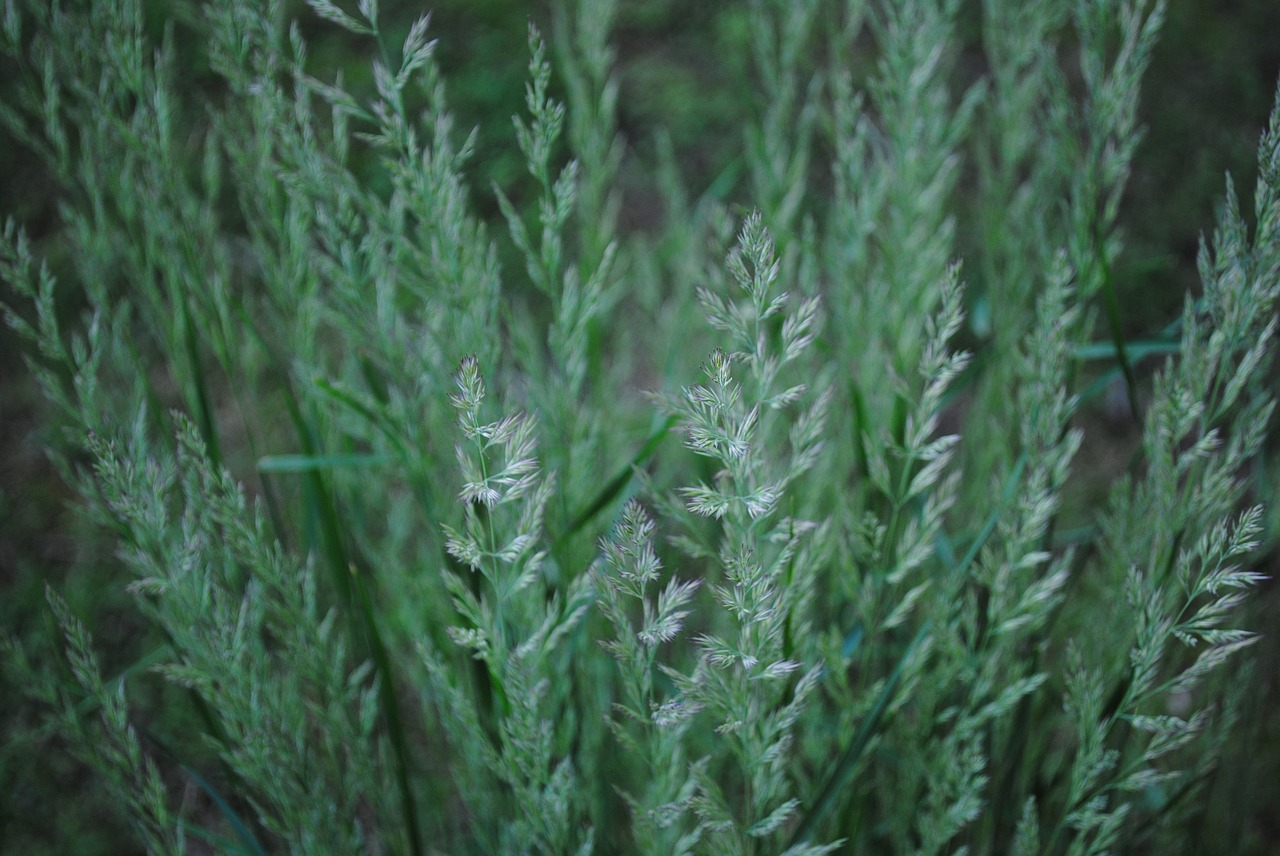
2,0,1278,852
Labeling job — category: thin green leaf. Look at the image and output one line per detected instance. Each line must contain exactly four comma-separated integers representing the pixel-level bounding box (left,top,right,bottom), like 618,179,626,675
256,453,391,473
1074,339,1180,361
554,413,677,548
950,453,1027,579
790,621,931,847
176,762,270,856
281,390,424,856
180,297,222,467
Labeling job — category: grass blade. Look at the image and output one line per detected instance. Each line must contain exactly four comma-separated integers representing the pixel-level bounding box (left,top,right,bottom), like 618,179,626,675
176,761,270,856
257,452,391,473
1074,339,1179,361
280,390,424,856
789,620,931,848
1094,221,1142,423
953,453,1027,580
179,297,222,467
554,413,678,548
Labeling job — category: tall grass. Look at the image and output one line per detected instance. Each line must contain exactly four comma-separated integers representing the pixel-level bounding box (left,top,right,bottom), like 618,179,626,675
2,0,1278,853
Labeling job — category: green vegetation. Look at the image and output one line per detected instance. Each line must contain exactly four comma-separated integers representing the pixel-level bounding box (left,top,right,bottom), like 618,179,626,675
2,0,1278,853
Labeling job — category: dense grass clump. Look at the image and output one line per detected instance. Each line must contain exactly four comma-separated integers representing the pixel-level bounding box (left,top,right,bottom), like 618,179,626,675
2,0,1279,853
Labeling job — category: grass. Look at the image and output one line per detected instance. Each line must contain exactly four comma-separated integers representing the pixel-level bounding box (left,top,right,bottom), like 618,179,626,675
2,0,1280,853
